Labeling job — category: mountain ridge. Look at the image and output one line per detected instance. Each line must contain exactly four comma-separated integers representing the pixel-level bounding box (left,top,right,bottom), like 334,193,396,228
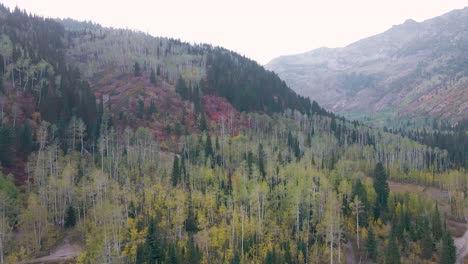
266,7,468,127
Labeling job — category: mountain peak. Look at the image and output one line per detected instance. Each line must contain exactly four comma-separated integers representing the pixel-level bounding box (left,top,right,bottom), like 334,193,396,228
266,8,468,126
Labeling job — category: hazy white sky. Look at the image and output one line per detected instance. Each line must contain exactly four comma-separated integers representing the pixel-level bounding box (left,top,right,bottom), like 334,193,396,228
2,0,467,64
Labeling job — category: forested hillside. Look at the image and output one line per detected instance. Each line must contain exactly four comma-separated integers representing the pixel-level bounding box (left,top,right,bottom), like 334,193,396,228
0,5,466,264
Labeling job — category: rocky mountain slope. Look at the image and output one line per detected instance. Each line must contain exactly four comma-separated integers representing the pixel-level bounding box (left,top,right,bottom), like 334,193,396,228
266,7,468,126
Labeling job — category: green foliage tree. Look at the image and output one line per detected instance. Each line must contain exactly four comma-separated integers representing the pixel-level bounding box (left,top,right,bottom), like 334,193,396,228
204,133,214,160
137,99,145,119
366,226,377,261
167,244,178,264
421,225,434,259
199,114,207,132
136,244,145,264
0,126,13,167
385,233,401,264
150,68,157,85
148,99,157,117
185,197,199,233
258,143,266,179
439,231,456,264
18,120,33,159
432,203,443,241
64,205,76,228
172,155,180,187
146,217,162,263
134,62,141,76
373,162,389,218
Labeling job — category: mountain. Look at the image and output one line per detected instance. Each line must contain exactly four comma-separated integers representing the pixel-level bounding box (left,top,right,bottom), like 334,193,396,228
0,5,466,264
266,7,468,127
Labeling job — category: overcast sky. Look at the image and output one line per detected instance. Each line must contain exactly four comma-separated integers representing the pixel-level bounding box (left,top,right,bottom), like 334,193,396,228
2,0,467,64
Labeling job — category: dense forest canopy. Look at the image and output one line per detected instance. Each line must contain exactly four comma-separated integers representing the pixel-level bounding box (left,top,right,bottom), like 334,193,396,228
0,5,465,264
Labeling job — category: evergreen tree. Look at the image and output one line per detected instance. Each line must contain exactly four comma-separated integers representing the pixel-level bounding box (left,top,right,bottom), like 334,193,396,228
421,226,434,259
204,133,213,160
135,244,145,264
134,62,141,76
150,68,157,85
373,162,389,217
148,99,157,116
0,126,13,167
137,99,144,119
187,235,201,264
175,77,188,99
167,244,178,264
128,201,136,219
172,155,180,187
258,143,266,179
385,233,400,264
199,114,207,132
439,231,456,264
18,120,33,159
146,218,162,263
366,226,377,261
230,250,241,264
185,197,199,233
64,205,76,228
432,203,443,241
265,249,275,264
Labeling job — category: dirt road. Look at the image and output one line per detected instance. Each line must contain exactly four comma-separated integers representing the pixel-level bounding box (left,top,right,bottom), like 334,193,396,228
455,227,468,264
28,239,80,264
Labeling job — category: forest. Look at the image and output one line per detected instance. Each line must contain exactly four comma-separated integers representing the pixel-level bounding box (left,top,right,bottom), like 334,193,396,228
0,4,466,264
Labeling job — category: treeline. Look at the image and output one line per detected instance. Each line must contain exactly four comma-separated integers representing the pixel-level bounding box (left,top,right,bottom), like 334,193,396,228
391,119,468,169
205,48,329,116
0,5,99,167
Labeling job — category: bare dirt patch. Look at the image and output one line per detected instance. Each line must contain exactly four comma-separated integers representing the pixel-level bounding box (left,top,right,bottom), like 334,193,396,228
27,239,81,264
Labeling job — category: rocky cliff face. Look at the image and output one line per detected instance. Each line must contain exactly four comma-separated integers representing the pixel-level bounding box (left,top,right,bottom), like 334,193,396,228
266,7,468,126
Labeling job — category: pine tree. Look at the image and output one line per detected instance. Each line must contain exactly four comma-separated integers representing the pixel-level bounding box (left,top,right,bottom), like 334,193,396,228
0,126,13,167
167,244,178,264
187,235,201,264
128,201,136,219
258,143,266,179
199,114,207,132
366,226,377,260
204,133,213,160
135,244,145,264
432,203,443,241
172,155,180,187
137,99,145,119
64,205,76,228
373,162,389,218
150,68,157,85
421,226,434,259
134,62,141,76
439,231,456,264
385,233,400,264
230,250,241,264
185,196,199,233
18,120,33,159
148,99,157,116
146,218,162,263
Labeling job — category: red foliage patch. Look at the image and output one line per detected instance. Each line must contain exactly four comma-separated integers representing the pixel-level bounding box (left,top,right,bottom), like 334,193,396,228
202,95,243,136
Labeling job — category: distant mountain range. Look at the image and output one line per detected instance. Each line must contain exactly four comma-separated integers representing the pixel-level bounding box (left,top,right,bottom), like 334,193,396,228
266,7,468,127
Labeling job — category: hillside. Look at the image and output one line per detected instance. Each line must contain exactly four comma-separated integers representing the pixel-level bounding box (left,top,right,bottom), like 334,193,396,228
61,19,325,116
0,5,466,264
266,7,468,127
